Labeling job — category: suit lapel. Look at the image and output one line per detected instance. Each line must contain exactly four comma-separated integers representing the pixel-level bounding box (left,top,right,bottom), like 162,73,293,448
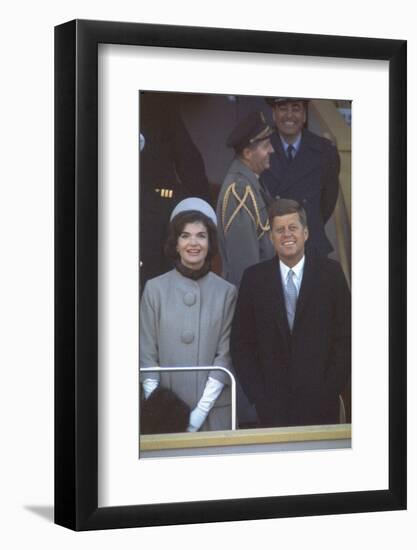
265,257,292,343
270,133,287,165
265,256,317,341
293,254,316,329
271,131,321,195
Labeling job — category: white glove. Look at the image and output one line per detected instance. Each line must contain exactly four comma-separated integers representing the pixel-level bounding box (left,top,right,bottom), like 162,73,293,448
187,377,225,432
142,378,159,399
187,407,207,432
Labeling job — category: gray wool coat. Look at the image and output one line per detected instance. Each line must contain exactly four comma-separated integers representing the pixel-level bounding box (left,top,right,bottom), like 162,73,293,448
140,269,237,431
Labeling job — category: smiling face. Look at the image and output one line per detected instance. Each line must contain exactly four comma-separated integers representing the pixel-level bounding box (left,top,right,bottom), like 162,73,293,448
272,101,306,144
176,221,209,270
270,212,309,267
243,138,274,175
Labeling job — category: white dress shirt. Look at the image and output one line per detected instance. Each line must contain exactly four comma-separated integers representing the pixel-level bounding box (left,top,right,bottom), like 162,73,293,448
279,256,305,296
280,133,302,158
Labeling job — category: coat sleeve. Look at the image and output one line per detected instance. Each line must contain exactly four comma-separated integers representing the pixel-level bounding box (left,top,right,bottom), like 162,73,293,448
320,141,341,224
221,180,265,287
326,264,351,396
230,270,264,406
139,282,161,383
210,285,238,386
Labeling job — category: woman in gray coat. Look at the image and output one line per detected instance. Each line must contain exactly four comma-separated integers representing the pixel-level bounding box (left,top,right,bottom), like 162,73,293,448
140,198,237,432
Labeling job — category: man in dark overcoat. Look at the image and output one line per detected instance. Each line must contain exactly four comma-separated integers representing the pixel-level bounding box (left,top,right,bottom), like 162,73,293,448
140,92,211,288
261,97,340,257
230,198,351,427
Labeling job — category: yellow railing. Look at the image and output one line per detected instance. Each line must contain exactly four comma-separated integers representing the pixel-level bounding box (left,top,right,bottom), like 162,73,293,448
140,423,351,452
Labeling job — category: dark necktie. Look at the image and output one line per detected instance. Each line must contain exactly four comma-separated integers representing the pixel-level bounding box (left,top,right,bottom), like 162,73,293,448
287,144,294,162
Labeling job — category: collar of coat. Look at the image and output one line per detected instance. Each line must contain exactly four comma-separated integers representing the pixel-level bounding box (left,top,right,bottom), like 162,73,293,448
272,128,324,155
228,157,261,187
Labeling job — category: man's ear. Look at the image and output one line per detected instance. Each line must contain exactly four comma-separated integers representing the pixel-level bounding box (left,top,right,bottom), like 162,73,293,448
241,146,252,162
304,226,309,241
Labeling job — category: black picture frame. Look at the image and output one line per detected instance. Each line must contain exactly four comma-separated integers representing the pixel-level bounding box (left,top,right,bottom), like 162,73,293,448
55,19,407,531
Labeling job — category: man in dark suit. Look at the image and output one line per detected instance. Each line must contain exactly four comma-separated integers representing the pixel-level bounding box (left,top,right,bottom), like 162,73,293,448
261,97,340,257
230,198,350,427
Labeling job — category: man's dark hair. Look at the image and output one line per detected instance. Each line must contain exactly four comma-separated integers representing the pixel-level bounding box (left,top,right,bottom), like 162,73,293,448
164,210,218,262
268,198,308,228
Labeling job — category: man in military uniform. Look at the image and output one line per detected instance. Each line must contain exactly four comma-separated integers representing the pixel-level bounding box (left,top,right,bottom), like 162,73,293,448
216,111,276,427
216,111,276,288
261,97,340,257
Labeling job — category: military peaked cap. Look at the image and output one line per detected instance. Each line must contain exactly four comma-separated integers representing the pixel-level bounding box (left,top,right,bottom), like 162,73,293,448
226,111,273,152
265,96,309,107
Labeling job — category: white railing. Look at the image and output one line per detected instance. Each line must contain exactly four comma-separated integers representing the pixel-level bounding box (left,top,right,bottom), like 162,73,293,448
140,366,237,430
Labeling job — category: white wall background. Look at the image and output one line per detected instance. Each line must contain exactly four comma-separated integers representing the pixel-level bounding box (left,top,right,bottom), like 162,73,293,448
0,1,415,547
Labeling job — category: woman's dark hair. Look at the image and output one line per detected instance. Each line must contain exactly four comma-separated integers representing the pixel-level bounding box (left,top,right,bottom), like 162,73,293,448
164,210,218,262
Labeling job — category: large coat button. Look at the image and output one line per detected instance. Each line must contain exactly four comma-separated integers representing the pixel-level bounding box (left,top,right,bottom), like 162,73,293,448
183,292,196,306
181,330,195,344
